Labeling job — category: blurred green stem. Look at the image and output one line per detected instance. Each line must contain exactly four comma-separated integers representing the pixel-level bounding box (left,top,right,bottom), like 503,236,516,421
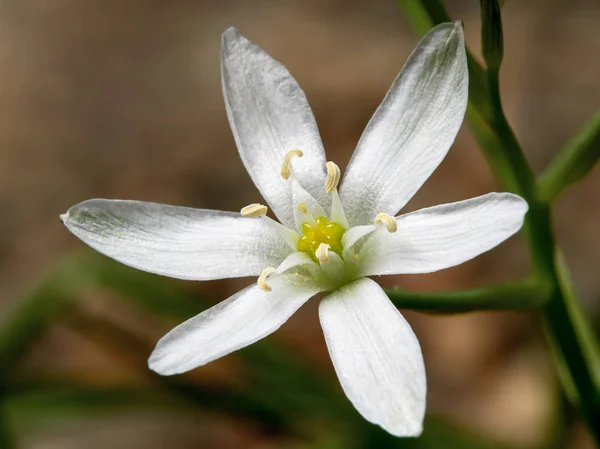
537,109,600,202
386,279,550,313
396,0,600,443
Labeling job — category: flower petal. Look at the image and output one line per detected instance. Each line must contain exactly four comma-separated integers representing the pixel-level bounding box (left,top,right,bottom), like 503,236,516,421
149,276,321,375
61,199,290,281
319,278,426,437
342,224,377,251
276,251,317,274
340,22,468,226
291,177,327,230
221,27,328,227
359,193,528,276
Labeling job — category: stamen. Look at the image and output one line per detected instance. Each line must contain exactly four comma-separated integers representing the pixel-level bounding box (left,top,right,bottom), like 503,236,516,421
324,161,341,193
295,200,316,226
241,203,268,217
374,213,398,233
281,149,303,180
315,243,330,263
257,267,277,292
296,202,308,214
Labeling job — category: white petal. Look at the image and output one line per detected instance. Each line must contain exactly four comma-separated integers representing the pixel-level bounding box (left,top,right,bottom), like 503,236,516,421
341,224,377,263
340,22,468,226
318,250,345,286
342,225,377,251
221,27,328,228
61,199,290,281
319,278,426,437
359,193,528,276
291,177,327,230
149,276,321,375
330,189,349,229
276,251,317,274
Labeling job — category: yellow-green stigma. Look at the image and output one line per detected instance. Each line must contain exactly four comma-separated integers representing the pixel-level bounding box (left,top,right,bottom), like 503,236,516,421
297,216,346,260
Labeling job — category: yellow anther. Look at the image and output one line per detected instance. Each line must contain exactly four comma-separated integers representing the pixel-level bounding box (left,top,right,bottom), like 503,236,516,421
281,149,304,180
324,161,341,193
257,267,277,292
315,243,330,263
296,202,308,214
375,213,398,233
241,203,268,218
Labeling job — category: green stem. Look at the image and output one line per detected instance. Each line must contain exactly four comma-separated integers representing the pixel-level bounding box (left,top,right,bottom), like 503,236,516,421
386,279,550,313
537,109,600,202
485,70,537,195
486,65,600,441
396,0,600,443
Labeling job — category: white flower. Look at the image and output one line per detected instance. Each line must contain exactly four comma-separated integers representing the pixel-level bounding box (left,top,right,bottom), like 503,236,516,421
60,22,528,437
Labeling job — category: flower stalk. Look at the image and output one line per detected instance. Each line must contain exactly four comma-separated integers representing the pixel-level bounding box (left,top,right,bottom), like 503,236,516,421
480,0,504,70
396,0,600,442
537,109,600,202
386,279,550,313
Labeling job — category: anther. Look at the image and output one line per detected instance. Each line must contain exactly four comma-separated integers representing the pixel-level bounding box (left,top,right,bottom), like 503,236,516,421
257,267,277,291
324,161,341,193
315,243,331,263
374,213,398,233
281,149,304,180
296,202,308,214
241,203,268,218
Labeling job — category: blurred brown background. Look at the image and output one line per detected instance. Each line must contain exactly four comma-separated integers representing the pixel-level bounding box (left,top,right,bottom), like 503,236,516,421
1,0,599,448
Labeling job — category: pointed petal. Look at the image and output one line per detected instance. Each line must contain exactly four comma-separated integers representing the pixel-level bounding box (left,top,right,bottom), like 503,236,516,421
340,22,468,226
276,251,317,273
149,276,321,375
291,177,327,230
61,199,290,281
359,193,528,276
330,189,349,229
319,278,426,436
341,224,377,264
221,27,328,227
342,225,377,251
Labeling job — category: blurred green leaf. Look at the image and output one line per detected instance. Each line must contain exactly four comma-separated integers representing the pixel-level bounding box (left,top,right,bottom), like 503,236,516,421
0,256,95,384
5,384,192,437
0,403,14,449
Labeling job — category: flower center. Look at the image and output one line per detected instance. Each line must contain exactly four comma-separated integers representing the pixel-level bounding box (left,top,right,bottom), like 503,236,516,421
240,151,399,292
297,216,345,260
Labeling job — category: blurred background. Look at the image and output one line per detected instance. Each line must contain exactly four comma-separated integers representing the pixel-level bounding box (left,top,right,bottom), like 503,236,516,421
1,0,599,447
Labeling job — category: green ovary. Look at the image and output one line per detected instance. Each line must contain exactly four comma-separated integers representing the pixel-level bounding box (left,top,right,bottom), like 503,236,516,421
297,216,346,260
